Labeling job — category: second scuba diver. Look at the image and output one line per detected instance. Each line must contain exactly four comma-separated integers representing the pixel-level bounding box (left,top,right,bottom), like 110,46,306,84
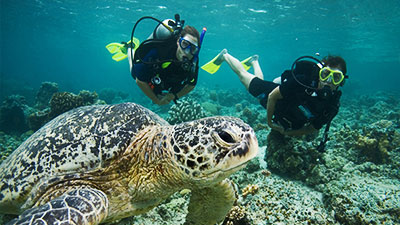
202,50,347,150
107,14,205,105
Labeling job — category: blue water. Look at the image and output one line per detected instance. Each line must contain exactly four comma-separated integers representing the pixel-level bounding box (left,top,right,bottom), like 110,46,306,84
1,0,400,103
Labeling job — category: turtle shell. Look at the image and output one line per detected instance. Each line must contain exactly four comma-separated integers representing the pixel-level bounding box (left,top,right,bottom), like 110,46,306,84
0,103,168,213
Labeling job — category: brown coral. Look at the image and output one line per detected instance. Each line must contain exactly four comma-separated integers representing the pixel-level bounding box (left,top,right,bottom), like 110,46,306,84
242,184,259,198
222,206,250,225
28,108,51,131
49,92,85,117
354,120,399,164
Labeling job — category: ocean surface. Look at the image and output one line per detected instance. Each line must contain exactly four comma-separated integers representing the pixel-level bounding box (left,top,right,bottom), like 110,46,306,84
1,1,400,224
1,0,400,102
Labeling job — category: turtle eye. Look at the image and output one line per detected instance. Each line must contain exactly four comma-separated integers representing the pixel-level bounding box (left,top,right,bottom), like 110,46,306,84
218,130,235,144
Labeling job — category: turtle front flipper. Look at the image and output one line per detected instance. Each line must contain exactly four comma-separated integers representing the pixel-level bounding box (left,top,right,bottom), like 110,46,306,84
7,187,109,225
184,179,236,225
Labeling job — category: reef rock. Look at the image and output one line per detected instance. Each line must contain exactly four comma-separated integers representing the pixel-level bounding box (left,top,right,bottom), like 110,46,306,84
27,108,51,131
35,82,59,110
99,88,129,104
0,95,31,134
201,101,220,116
266,131,322,180
354,120,399,164
28,90,100,131
222,206,250,225
324,174,400,224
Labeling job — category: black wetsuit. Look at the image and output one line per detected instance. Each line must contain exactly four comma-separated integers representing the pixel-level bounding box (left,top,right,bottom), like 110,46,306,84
131,39,198,96
248,61,341,130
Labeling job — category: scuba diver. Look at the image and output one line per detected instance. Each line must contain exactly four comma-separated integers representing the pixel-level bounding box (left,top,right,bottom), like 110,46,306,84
202,49,347,151
106,14,206,105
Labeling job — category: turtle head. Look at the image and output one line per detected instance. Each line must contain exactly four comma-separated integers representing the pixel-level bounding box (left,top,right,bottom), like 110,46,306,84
170,116,258,184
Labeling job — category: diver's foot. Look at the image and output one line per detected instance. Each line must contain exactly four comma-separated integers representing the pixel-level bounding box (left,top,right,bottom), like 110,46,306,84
243,55,259,67
251,54,259,62
214,49,227,65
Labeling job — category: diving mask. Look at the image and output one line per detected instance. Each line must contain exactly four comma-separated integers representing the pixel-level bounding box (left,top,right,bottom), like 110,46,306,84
179,37,199,55
319,67,345,85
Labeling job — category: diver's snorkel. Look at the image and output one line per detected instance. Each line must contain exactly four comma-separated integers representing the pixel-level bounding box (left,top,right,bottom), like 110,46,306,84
183,27,207,73
193,27,207,63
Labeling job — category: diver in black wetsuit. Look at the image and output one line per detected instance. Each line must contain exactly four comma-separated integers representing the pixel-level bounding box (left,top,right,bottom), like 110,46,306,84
127,18,202,105
213,49,347,137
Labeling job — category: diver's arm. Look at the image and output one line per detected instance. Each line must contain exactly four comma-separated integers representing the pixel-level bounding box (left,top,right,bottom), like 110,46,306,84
266,86,284,133
175,84,195,99
282,124,318,136
136,79,165,105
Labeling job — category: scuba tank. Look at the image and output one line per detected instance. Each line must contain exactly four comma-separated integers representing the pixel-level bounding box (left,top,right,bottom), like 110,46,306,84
148,19,175,40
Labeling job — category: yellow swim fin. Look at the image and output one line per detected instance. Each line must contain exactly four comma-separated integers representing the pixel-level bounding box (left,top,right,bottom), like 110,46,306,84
241,56,253,71
201,49,227,74
106,37,140,62
240,55,259,71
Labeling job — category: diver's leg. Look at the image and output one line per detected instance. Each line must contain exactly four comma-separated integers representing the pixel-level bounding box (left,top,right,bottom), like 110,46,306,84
251,55,264,80
222,52,255,90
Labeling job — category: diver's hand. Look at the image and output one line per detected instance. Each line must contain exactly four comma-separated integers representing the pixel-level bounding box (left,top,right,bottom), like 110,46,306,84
155,93,175,105
268,122,285,134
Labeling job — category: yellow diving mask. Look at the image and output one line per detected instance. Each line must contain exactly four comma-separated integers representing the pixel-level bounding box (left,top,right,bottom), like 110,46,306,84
319,67,346,85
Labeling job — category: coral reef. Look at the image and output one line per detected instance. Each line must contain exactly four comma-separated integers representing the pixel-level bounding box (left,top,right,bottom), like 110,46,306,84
99,88,129,104
166,98,207,125
265,131,322,180
0,95,32,134
243,156,261,173
27,108,51,131
354,120,399,164
222,206,250,225
324,175,400,224
27,90,101,131
49,92,85,117
35,82,59,110
201,101,220,115
241,106,259,126
0,131,31,164
50,90,100,119
209,90,218,102
78,90,99,105
230,172,338,224
235,103,242,112
1,85,400,225
216,89,254,107
241,184,259,198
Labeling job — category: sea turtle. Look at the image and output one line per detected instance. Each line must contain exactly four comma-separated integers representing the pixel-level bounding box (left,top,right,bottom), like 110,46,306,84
0,102,258,225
